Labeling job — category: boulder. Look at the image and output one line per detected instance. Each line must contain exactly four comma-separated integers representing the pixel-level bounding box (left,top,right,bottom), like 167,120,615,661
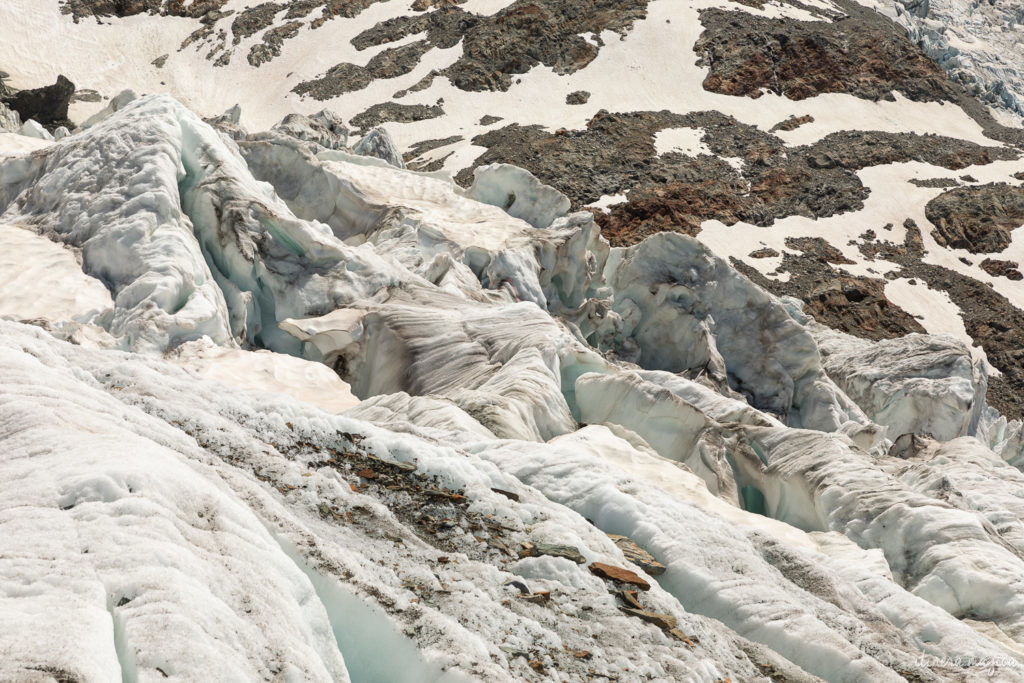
2,74,75,128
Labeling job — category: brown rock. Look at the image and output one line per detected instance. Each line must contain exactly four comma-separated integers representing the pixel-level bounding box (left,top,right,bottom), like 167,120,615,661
770,114,814,132
491,488,520,501
980,258,1024,281
519,591,551,605
926,183,1024,254
589,562,651,590
695,7,959,104
607,534,666,576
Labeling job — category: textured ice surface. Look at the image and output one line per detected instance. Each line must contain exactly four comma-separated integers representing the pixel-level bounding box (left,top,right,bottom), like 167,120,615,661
815,328,987,441
4,96,1024,680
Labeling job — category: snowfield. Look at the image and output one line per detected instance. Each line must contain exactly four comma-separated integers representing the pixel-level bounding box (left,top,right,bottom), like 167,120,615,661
1,92,1024,682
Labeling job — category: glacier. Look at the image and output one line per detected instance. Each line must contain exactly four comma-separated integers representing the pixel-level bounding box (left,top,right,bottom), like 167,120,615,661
2,94,1024,682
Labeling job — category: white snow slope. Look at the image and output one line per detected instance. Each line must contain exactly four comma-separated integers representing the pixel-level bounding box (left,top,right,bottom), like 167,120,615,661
2,90,1024,683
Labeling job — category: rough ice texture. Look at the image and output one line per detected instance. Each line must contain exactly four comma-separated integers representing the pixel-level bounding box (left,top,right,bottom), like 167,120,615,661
3,96,1024,680
884,0,1024,125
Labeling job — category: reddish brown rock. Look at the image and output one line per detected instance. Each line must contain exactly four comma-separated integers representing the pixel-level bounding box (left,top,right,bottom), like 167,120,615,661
927,183,1024,254
589,562,651,590
980,258,1024,281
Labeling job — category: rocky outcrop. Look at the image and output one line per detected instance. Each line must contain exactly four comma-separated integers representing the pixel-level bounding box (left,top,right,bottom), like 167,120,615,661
980,258,1024,281
337,1,651,95
695,7,959,103
247,20,302,66
60,0,228,20
350,101,443,133
566,90,590,105
458,110,1008,250
926,183,1024,254
1,75,75,130
294,40,433,99
770,114,813,132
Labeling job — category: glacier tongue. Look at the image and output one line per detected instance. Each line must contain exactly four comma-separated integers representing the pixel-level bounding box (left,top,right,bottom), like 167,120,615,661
4,94,1024,680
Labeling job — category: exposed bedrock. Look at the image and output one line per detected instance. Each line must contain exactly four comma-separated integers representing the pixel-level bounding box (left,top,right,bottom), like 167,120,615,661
926,183,1024,255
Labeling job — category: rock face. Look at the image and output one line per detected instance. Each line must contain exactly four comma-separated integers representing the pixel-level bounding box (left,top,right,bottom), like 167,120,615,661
566,90,590,105
458,112,1008,244
980,258,1024,281
320,0,653,95
349,101,443,133
695,5,958,103
1,75,75,130
60,0,229,20
926,183,1024,254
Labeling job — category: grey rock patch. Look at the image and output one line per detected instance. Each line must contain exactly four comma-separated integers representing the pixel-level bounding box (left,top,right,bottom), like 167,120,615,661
566,90,590,105
350,101,444,133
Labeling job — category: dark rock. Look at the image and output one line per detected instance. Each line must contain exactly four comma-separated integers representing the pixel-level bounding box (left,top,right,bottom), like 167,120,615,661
980,258,1024,281
490,487,520,502
566,90,591,105
456,109,1005,250
349,1,650,94
618,607,693,642
404,135,463,171
248,20,302,66
294,40,432,99
231,2,285,42
2,75,76,129
770,114,814,132
479,115,503,125
351,101,443,132
908,177,959,188
695,7,959,103
749,247,780,258
784,236,854,265
926,183,1024,254
520,542,586,564
733,240,926,342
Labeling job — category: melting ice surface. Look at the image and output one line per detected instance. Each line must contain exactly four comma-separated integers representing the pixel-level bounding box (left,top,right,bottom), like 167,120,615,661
2,96,1024,681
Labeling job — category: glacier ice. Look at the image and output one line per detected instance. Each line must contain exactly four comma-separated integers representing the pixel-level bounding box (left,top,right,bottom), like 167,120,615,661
815,330,987,442
352,126,404,168
18,118,52,141
4,93,1024,680
466,163,572,230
